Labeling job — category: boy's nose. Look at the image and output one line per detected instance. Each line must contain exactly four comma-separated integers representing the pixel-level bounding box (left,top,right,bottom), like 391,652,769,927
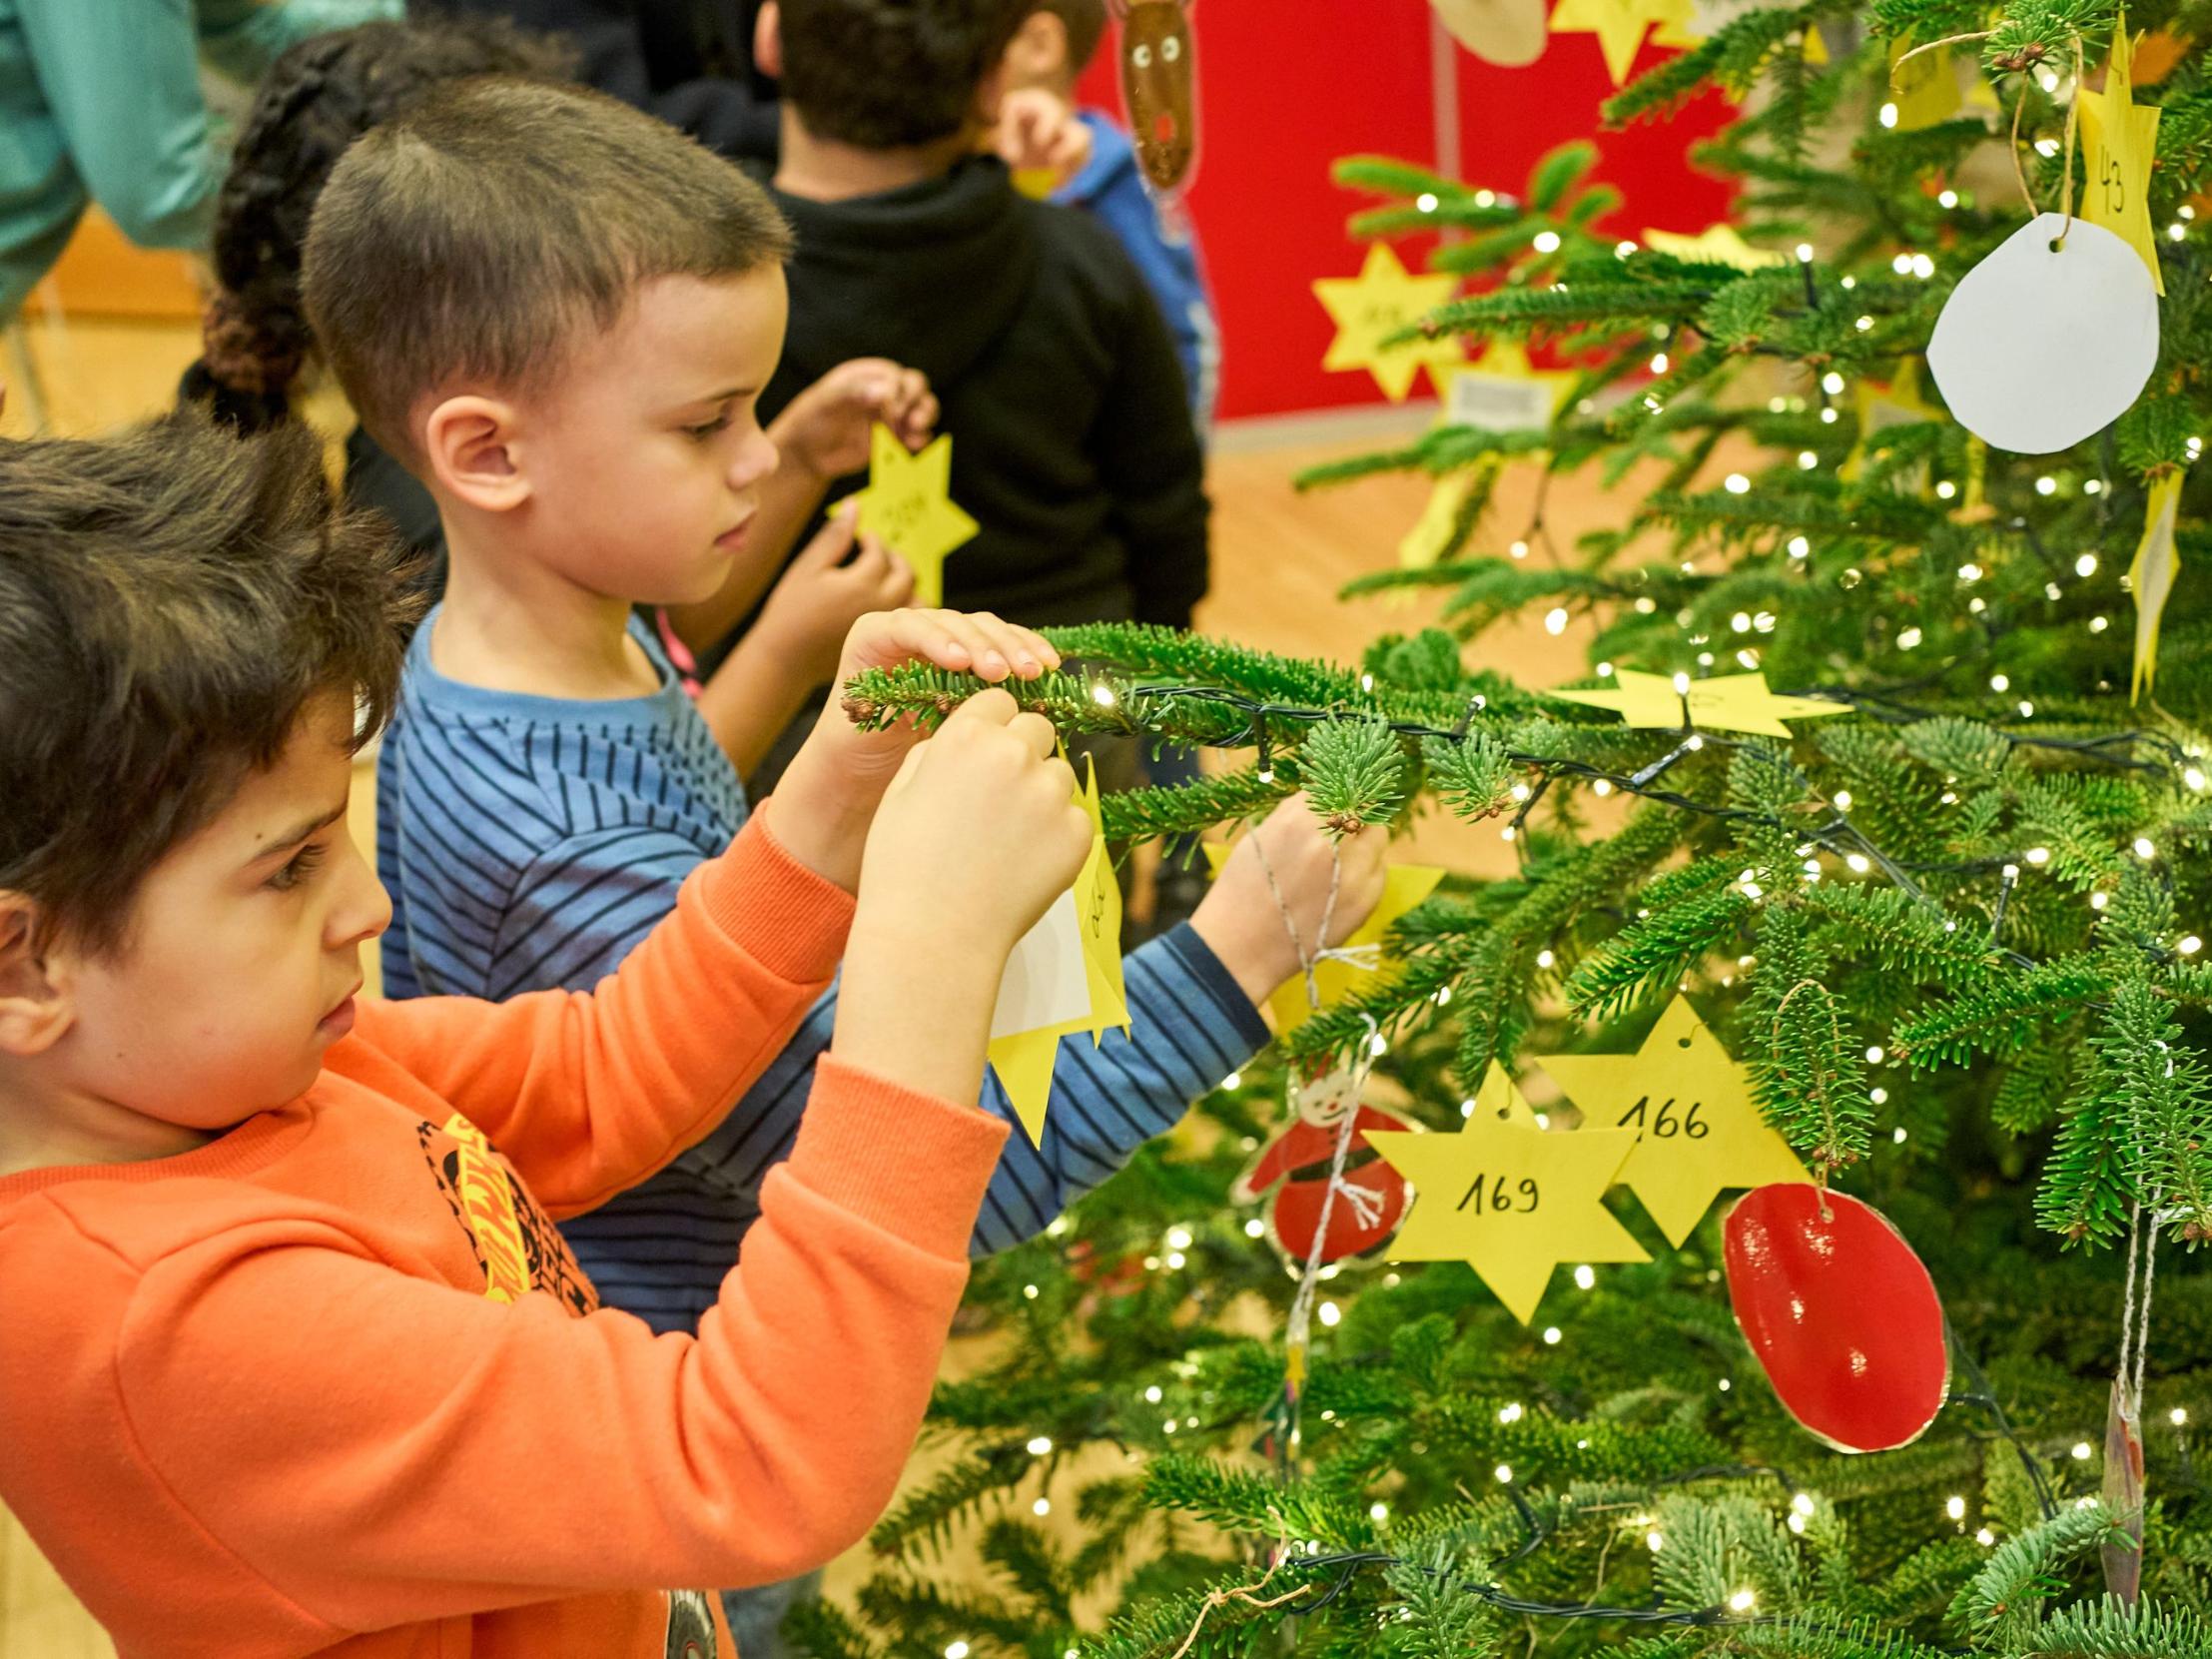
732,430,779,489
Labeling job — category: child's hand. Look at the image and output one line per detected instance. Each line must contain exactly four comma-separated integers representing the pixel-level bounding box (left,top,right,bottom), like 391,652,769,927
833,690,1093,1104
1189,794,1391,1008
857,688,1092,957
770,359,937,482
996,89,1094,184
754,503,916,686
770,611,1060,893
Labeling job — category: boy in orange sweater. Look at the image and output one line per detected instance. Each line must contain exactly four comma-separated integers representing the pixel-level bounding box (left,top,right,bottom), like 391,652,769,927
0,409,1092,1654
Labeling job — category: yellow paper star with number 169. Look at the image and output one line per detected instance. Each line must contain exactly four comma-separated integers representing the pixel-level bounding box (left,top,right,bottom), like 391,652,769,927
1313,245,1463,403
1537,996,1813,1247
849,424,979,608
1365,1074,1649,1324
2080,12,2165,295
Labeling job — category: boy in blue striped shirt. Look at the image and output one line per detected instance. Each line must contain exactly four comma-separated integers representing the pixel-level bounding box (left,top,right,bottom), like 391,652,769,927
305,69,1383,1653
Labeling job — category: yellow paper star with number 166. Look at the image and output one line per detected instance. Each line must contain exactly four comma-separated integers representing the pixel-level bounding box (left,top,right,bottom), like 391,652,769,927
1537,996,1813,1247
1365,1074,1649,1324
849,424,979,608
1313,245,1462,403
2080,12,2165,295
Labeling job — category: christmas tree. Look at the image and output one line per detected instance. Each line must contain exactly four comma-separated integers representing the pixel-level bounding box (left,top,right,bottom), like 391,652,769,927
804,4,2212,1654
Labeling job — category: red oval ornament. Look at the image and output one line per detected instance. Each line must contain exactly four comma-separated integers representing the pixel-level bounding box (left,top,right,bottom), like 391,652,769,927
1723,1184,1948,1453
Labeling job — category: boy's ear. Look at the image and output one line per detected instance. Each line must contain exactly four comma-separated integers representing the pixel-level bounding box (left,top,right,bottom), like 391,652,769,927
421,396,533,515
755,2,783,78
0,897,74,1059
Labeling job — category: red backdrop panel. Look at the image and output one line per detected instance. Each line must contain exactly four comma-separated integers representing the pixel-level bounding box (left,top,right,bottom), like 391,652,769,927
1078,4,1740,419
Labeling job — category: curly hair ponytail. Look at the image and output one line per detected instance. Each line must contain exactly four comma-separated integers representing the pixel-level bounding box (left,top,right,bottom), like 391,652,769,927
183,16,577,431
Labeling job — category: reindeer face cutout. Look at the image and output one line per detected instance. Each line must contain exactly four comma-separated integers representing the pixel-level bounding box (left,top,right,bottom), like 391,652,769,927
1117,0,1197,193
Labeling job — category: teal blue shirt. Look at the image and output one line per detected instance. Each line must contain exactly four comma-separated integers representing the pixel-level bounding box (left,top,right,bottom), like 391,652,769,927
0,0,396,318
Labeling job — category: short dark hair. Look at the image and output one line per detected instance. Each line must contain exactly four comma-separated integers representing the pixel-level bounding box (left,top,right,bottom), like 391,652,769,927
0,414,419,953
184,16,578,432
302,78,793,461
1032,0,1106,72
778,0,1033,148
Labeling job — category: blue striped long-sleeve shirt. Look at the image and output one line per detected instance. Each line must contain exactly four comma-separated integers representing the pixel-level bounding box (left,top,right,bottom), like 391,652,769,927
376,610,1270,1332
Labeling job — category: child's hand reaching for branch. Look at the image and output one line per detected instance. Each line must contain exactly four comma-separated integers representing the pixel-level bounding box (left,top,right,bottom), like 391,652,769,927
770,358,937,483
1189,794,1390,1008
769,610,1060,893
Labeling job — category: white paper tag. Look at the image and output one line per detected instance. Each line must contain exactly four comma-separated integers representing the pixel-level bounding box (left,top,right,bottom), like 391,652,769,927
1926,214,2160,456
1446,371,1557,431
990,888,1090,1039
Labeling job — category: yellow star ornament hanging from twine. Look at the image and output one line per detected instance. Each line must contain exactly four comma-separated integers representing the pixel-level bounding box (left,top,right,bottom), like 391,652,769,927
2131,467,2185,703
1313,244,1463,402
986,758,1130,1145
849,424,980,607
2079,12,2165,295
1365,1070,1649,1324
1536,996,1814,1247
1551,669,1847,739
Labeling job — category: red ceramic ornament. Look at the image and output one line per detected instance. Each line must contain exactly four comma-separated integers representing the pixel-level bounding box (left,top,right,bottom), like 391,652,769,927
1232,1072,1414,1266
1723,1184,1949,1453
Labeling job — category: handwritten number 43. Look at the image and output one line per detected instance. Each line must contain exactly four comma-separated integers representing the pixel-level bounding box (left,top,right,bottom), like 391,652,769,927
1618,1096,1709,1139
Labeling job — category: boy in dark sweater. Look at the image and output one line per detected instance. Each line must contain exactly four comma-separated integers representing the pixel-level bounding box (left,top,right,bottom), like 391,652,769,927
670,0,1209,674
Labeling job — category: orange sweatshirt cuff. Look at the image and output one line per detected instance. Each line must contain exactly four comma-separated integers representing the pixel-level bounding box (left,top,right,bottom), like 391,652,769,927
694,803,856,986
784,1056,1011,1258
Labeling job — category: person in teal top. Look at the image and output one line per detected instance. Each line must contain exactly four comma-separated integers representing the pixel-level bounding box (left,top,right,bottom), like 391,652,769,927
0,0,397,318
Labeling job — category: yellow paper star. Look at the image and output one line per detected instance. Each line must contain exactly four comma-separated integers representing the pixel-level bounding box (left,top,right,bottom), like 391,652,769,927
1841,359,1940,486
1642,224,1788,272
1366,1080,1649,1323
988,758,1131,1144
2130,468,2185,702
1401,472,1479,570
849,424,980,607
1549,0,1668,84
1536,996,1814,1247
1438,342,1577,432
1886,35,1963,131
1202,846,1445,1034
1551,669,1846,739
1313,245,1463,403
2080,13,2165,295
1645,0,1825,58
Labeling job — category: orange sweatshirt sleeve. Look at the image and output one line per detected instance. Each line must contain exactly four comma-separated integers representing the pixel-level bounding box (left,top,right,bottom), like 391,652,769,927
349,804,851,1217
105,1063,1011,1632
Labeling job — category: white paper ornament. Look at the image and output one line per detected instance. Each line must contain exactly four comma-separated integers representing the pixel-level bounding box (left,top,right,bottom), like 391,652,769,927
1430,0,1548,65
1927,214,2160,455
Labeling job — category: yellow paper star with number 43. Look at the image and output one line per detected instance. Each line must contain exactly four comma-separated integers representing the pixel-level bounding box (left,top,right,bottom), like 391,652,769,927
2131,468,2185,703
2080,12,2165,295
987,758,1130,1145
1366,1071,1649,1324
1201,845,1444,1034
1642,224,1788,272
1552,669,1846,739
1537,996,1813,1247
849,424,979,608
1313,245,1463,403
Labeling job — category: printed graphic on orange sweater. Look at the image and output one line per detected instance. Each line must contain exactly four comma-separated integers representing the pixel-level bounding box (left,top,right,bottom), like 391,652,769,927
416,1115,597,1315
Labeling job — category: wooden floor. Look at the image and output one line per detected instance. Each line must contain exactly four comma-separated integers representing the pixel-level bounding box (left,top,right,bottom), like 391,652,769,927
0,316,1624,1654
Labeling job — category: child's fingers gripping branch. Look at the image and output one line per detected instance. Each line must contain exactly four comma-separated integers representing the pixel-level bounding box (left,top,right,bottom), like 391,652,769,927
1189,793,1392,1007
838,606,1060,685
834,689,1093,1104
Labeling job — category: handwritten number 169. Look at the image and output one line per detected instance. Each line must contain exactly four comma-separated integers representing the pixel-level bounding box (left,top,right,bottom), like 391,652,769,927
1459,1174,1540,1214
